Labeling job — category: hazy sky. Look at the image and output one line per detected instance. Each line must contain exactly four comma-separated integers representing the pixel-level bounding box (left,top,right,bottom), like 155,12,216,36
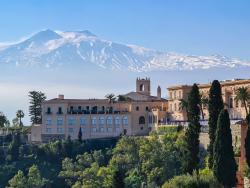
0,0,250,59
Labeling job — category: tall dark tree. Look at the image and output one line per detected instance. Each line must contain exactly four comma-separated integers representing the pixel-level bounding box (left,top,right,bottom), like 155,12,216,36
208,80,224,168
8,133,21,161
28,91,46,124
213,109,236,188
0,111,7,127
245,114,250,168
183,84,201,174
78,127,83,143
112,169,125,188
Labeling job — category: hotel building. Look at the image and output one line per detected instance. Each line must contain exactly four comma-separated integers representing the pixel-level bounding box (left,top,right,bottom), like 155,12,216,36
39,78,168,142
167,79,250,122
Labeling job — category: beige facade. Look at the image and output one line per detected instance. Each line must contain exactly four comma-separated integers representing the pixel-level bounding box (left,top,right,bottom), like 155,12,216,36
167,79,250,122
40,78,168,142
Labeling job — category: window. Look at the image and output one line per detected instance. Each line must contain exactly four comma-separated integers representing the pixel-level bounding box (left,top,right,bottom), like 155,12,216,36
140,84,144,91
57,128,64,133
169,92,172,99
115,117,120,125
139,116,145,124
145,106,149,111
99,117,105,125
57,118,63,126
170,104,172,112
47,107,51,114
68,118,76,126
115,128,120,132
179,91,182,98
107,128,112,132
174,103,177,111
174,91,176,99
46,128,52,133
58,107,63,114
136,106,139,111
68,128,74,133
123,116,128,125
92,128,97,132
229,98,233,108
107,116,113,125
100,127,104,132
46,118,52,126
92,117,97,125
80,118,86,125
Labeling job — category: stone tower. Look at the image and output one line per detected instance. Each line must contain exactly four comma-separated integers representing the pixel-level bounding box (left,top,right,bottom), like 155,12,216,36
136,77,151,96
157,86,161,99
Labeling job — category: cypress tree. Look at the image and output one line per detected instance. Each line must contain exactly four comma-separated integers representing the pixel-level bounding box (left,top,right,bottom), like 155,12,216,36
208,80,224,168
183,84,201,174
78,127,83,143
213,109,236,188
245,114,250,167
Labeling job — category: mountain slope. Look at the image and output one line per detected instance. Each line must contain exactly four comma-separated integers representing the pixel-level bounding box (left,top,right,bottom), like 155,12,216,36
0,29,249,72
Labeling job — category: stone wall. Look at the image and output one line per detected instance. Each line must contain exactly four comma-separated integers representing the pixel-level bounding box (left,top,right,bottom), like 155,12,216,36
199,124,241,150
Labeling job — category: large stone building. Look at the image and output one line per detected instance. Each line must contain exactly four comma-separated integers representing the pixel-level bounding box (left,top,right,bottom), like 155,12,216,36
167,79,250,122
31,78,250,142
38,78,168,142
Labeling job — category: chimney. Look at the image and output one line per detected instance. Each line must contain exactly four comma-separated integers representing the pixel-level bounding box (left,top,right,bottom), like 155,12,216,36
58,94,64,99
157,86,161,99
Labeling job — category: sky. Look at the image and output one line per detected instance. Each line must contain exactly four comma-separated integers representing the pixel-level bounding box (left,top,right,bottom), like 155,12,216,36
0,0,250,59
0,0,250,124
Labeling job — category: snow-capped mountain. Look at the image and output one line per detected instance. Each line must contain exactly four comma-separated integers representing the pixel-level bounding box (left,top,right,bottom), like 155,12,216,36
0,29,249,72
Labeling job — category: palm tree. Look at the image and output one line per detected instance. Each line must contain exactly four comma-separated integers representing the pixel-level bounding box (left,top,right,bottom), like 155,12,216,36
200,95,209,120
16,110,25,127
235,87,250,117
179,99,188,115
105,93,116,104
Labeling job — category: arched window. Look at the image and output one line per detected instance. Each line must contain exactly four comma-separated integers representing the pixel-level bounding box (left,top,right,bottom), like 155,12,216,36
107,116,113,125
91,117,97,125
136,106,139,111
99,117,105,125
115,117,120,125
139,116,145,124
145,106,149,111
140,84,144,91
123,116,128,125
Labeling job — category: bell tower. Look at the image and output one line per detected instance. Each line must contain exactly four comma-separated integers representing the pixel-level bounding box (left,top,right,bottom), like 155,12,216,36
157,86,161,99
136,77,151,96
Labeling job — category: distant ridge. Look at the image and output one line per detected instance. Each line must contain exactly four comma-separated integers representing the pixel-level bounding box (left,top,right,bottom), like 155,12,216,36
0,29,249,72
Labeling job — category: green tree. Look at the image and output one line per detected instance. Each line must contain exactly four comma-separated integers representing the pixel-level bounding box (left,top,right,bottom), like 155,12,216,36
7,170,27,188
200,95,209,120
183,84,201,174
27,165,47,188
28,91,46,124
105,93,116,104
179,99,188,115
245,114,250,169
0,111,7,127
235,86,250,116
8,133,21,161
78,127,82,143
213,109,237,188
112,169,125,188
208,80,224,169
16,110,25,127
12,117,19,127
